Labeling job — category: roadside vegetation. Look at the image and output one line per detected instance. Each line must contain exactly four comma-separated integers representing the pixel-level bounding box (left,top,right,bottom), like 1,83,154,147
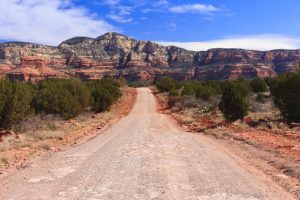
155,72,300,123
0,77,123,130
269,72,300,123
219,81,249,121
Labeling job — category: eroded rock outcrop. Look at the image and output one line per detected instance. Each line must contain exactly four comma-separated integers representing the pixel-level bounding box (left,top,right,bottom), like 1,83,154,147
0,32,299,82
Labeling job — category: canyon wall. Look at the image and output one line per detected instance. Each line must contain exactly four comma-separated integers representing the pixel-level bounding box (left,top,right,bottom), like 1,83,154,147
0,32,299,82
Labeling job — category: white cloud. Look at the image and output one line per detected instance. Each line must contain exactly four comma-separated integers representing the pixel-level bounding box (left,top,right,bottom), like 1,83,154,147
118,6,132,15
106,5,133,23
169,3,218,14
141,8,162,13
156,0,170,6
103,0,120,6
107,13,133,23
158,35,300,51
0,0,116,45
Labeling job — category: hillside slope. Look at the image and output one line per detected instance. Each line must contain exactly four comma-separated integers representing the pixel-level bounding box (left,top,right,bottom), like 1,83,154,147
0,32,300,82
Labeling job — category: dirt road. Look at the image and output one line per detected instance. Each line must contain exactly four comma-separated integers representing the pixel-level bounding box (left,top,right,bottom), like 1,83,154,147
0,88,293,200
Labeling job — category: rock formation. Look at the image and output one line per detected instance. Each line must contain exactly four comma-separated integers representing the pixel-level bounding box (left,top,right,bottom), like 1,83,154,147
0,32,299,82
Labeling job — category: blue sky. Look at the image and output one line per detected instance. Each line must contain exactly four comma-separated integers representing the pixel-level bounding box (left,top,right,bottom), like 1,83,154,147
0,0,300,50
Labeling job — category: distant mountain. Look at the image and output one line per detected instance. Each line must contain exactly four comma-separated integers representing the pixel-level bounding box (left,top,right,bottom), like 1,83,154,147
0,32,299,82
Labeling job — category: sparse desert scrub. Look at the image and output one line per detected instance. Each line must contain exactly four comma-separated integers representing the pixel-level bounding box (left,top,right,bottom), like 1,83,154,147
155,74,300,124
0,77,123,129
0,87,136,175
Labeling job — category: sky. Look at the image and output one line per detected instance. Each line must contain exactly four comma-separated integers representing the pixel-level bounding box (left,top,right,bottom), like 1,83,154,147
0,0,300,50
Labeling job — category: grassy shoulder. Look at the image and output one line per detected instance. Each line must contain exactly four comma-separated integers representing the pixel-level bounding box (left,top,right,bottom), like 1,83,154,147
0,87,136,176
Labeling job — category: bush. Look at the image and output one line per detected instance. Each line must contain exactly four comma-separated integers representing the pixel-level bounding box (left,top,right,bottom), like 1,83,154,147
202,80,223,95
169,89,180,96
117,76,127,87
196,86,216,101
62,79,92,108
250,78,268,93
219,82,249,121
33,78,121,118
88,78,121,112
230,79,251,96
181,81,221,101
182,82,198,96
33,79,88,119
156,77,178,92
0,78,122,129
0,79,12,122
270,72,300,122
0,81,34,128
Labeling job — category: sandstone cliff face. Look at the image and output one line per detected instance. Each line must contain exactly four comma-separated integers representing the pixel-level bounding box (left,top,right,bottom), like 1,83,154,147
0,32,299,82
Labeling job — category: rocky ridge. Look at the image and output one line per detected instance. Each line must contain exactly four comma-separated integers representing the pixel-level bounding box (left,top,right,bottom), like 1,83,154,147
0,32,299,82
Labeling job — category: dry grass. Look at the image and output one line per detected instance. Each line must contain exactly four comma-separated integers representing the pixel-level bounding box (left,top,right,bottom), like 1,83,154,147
0,157,8,165
0,135,31,151
38,142,51,151
26,130,65,141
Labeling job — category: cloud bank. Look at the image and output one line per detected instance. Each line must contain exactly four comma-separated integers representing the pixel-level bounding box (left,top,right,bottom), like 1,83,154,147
0,0,116,45
158,35,300,51
101,1,219,23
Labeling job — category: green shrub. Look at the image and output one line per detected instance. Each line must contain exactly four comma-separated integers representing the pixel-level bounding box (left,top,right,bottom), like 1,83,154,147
0,78,122,128
202,80,223,95
270,72,300,122
156,77,178,92
117,76,127,87
33,79,86,119
0,81,34,128
229,79,251,96
0,79,12,121
88,78,121,112
169,89,180,96
182,82,198,96
91,86,112,112
182,81,221,100
196,86,216,101
56,91,82,119
250,78,268,93
62,79,92,108
219,82,249,121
